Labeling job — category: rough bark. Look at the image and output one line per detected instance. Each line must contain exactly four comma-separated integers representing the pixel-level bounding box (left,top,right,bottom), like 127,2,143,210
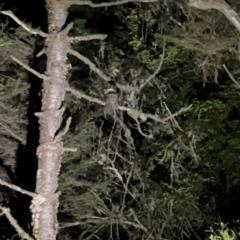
30,0,70,239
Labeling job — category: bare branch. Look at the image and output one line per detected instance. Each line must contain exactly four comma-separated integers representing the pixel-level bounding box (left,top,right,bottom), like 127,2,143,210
163,102,183,132
11,56,47,80
68,34,108,43
63,147,78,152
0,11,46,37
71,0,158,8
62,22,74,35
0,206,34,240
67,86,104,104
140,39,166,90
68,48,111,82
54,117,72,142
188,0,225,10
121,104,192,124
59,221,82,229
0,179,36,197
36,48,46,58
223,64,240,88
105,159,137,199
131,117,153,138
68,48,149,92
0,121,25,144
66,86,192,124
188,0,240,33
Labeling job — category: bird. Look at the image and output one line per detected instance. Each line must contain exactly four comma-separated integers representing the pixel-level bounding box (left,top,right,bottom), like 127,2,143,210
104,88,118,118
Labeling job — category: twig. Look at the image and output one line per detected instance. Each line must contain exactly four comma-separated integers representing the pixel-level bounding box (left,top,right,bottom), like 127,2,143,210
223,64,240,88
63,147,78,152
0,179,36,197
140,39,166,90
11,56,47,80
0,121,25,144
131,117,153,139
36,48,46,57
54,117,72,142
0,11,46,37
66,86,103,104
119,104,192,124
0,206,34,240
71,0,158,7
68,49,139,92
163,102,183,132
62,22,74,35
59,221,82,229
68,34,108,42
68,48,111,82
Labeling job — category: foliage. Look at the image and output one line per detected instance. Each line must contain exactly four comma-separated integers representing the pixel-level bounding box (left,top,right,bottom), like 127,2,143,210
2,0,240,239
0,20,31,238
187,83,240,181
72,18,90,36
51,2,240,240
0,27,30,171
126,8,160,70
206,222,239,240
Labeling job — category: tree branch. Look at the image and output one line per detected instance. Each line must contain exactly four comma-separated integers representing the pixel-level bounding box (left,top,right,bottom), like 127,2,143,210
223,64,240,88
0,179,36,197
68,34,108,43
11,56,47,80
188,0,225,10
129,117,154,138
68,48,111,82
0,206,34,240
54,117,72,142
68,48,148,92
71,0,158,8
66,86,104,105
140,39,166,91
188,0,240,33
0,121,25,144
0,11,46,37
162,102,183,131
66,86,192,124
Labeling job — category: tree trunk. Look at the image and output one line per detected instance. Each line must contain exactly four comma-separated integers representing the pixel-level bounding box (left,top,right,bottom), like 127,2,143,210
30,0,70,239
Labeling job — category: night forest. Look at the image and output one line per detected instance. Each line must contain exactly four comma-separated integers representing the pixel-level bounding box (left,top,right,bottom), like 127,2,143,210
0,0,240,239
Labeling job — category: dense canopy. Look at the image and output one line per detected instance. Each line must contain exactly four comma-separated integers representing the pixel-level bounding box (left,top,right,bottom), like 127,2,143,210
0,0,240,239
